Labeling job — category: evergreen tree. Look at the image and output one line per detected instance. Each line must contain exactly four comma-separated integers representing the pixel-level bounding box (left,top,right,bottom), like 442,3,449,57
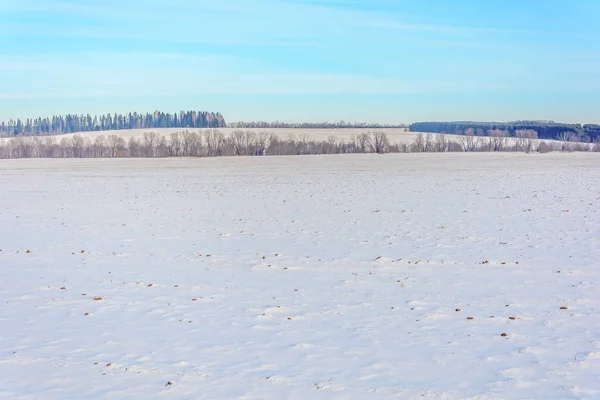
0,110,226,136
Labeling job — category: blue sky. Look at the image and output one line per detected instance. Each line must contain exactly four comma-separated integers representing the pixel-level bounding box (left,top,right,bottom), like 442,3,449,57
1,0,599,123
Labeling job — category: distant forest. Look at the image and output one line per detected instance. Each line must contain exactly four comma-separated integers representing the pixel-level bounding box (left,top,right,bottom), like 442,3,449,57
410,121,600,142
0,110,226,136
229,121,408,129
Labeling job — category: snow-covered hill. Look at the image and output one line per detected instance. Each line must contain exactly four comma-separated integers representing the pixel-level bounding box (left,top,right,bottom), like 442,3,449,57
1,127,415,143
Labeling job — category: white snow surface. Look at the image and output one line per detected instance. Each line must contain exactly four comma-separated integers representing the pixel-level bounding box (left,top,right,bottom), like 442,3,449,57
0,153,599,400
1,127,415,144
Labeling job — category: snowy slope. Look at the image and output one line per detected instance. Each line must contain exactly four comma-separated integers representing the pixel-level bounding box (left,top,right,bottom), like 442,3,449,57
0,127,416,144
0,154,599,399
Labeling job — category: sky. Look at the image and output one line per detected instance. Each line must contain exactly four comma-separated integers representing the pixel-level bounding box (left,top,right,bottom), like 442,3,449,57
1,0,599,124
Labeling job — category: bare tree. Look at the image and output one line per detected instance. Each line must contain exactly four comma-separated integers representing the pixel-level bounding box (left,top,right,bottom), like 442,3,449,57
474,137,489,152
412,133,424,152
424,133,435,152
488,129,508,151
254,131,269,156
447,140,463,152
142,132,159,157
93,135,107,157
266,133,286,155
205,129,225,157
181,130,201,156
559,132,588,152
227,129,265,156
357,132,372,153
41,136,58,157
460,128,477,152
538,141,551,153
557,131,578,142
515,129,538,153
13,136,35,158
4,127,594,159
27,136,42,157
324,135,338,154
156,136,169,157
108,135,126,157
58,137,73,157
372,132,389,154
169,132,182,156
298,134,311,155
69,135,85,158
230,129,246,155
128,137,141,157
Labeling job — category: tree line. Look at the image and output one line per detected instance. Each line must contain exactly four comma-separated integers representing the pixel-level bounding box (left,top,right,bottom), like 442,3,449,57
410,121,600,142
0,110,226,137
1,129,597,159
229,121,407,129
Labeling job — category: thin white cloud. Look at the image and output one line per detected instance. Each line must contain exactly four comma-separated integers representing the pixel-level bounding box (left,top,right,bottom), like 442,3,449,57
0,0,489,45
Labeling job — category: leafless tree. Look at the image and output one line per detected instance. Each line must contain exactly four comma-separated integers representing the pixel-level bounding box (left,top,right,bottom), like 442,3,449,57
75,135,91,157
266,133,285,155
538,141,551,153
13,136,35,158
42,136,59,157
356,132,372,153
59,137,73,157
3,127,595,159
27,136,42,157
412,133,424,152
205,129,225,157
298,134,311,155
92,135,107,157
515,129,538,153
142,132,159,157
372,132,389,154
424,133,435,152
108,135,127,157
254,131,269,156
181,130,201,156
557,131,578,142
169,132,182,156
559,132,589,151
488,129,508,151
475,137,489,152
399,142,410,153
128,137,142,157
230,129,246,155
323,135,338,154
460,128,477,152
447,140,463,152
228,130,266,156
152,136,166,157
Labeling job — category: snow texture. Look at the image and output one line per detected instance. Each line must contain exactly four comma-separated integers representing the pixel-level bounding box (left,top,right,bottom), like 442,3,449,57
1,153,599,399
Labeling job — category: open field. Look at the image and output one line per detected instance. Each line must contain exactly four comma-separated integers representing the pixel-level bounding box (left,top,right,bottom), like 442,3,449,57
1,153,599,399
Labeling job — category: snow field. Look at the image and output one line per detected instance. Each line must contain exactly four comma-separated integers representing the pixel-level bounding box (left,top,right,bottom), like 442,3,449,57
0,153,599,399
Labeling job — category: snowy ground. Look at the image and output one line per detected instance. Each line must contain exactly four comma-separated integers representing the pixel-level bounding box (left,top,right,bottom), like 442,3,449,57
1,153,599,400
0,127,415,144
